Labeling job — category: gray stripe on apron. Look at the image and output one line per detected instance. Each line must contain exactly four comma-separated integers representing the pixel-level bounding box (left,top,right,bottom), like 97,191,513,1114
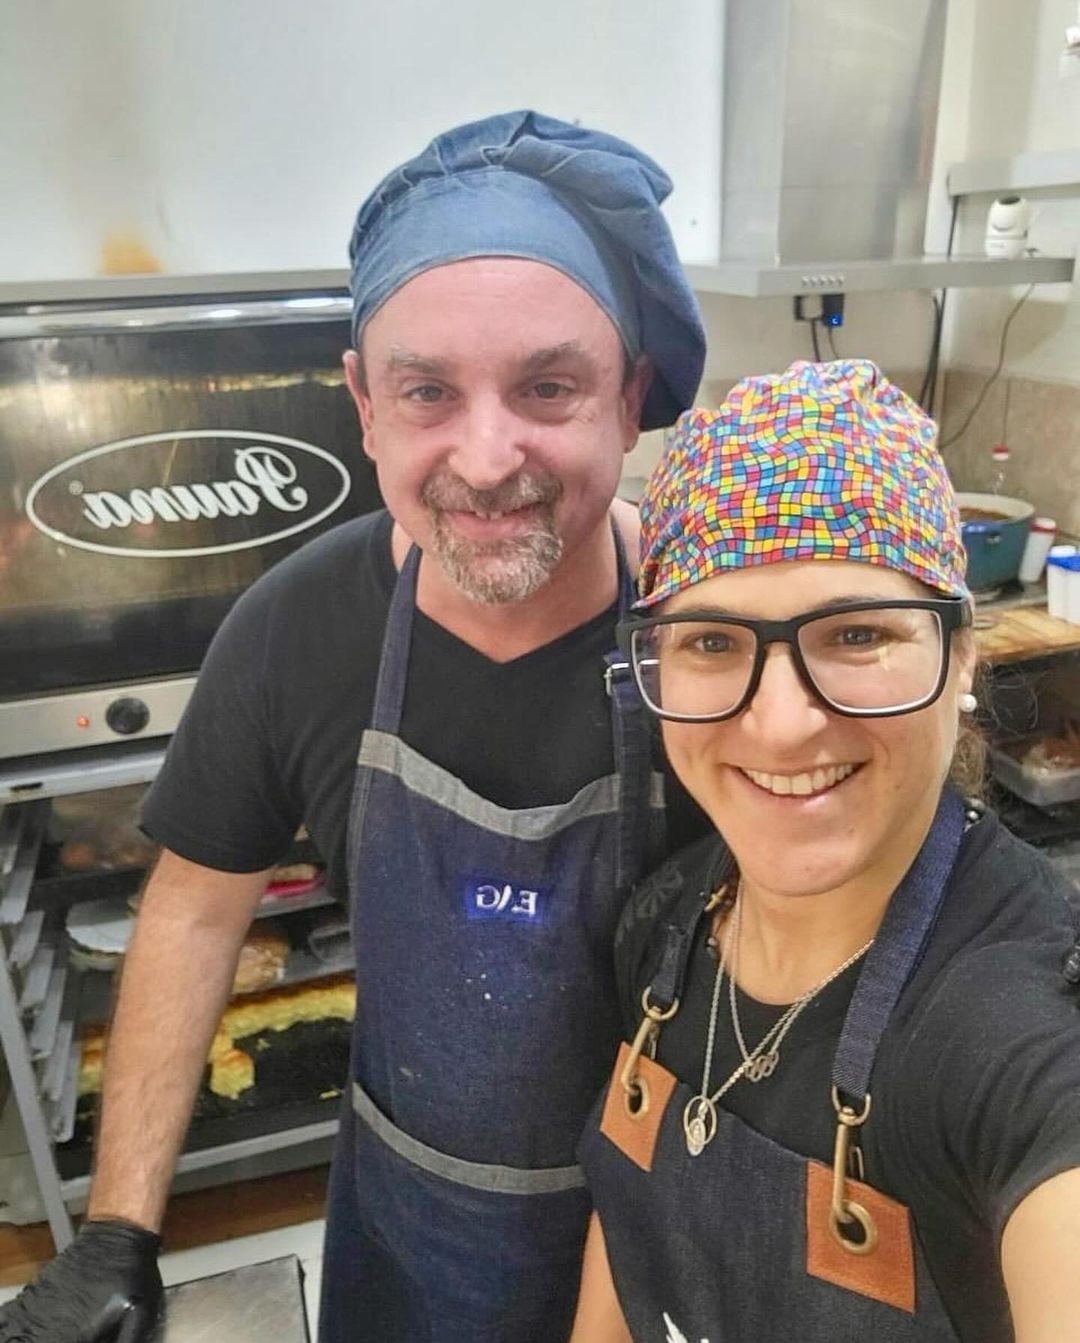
352,1081,586,1194
357,730,665,840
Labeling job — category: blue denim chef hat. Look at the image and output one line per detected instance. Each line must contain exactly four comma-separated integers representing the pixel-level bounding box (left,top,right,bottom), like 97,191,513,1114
347,109,705,430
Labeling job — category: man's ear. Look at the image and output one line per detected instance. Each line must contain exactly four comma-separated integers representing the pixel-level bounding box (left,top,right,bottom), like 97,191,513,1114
621,356,653,452
343,350,377,459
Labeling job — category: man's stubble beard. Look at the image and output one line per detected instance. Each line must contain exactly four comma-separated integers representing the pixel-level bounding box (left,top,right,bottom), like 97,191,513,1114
421,472,565,606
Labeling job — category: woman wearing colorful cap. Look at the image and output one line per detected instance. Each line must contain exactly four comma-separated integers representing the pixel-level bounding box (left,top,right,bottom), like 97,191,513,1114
571,361,1080,1342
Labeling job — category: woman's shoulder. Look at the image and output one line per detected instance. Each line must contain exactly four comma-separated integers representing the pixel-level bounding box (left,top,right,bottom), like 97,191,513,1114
939,808,1077,959
904,810,1076,1024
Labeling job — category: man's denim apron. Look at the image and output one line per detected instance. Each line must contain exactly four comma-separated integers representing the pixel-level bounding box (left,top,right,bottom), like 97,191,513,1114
582,792,971,1341
319,530,662,1341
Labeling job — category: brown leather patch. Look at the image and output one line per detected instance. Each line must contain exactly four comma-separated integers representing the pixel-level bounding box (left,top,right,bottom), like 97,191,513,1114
805,1159,916,1314
599,1042,677,1172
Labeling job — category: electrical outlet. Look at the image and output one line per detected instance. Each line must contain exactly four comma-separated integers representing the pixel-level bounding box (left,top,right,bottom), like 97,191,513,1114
793,295,824,322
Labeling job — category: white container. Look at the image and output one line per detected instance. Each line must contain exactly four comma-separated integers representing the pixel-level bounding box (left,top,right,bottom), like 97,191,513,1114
1067,558,1080,626
985,195,1031,259
1018,517,1058,583
1046,546,1078,619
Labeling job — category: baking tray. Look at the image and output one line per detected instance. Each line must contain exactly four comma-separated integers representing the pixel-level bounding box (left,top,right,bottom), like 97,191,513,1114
160,1255,309,1342
55,1016,351,1180
990,742,1080,808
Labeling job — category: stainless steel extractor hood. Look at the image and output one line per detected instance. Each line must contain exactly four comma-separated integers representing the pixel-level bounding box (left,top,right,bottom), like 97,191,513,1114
691,0,1075,296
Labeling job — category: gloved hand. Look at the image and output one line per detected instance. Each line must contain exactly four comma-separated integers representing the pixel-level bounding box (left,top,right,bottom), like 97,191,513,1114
0,1219,163,1342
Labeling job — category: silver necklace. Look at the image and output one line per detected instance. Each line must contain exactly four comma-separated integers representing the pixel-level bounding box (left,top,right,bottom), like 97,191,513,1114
682,891,874,1157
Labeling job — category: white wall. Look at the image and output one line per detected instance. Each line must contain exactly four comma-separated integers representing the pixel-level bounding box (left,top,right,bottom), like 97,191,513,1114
1,0,953,402
0,2,158,279
0,0,722,279
940,0,1080,385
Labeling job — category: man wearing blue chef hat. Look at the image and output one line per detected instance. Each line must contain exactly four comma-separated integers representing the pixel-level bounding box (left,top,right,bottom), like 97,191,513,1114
0,113,706,1341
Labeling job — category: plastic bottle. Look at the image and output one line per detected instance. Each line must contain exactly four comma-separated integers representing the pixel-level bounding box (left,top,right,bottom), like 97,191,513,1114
1046,545,1079,620
1018,517,1058,584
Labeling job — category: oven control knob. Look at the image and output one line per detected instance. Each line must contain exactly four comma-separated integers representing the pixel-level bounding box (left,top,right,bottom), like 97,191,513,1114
106,696,150,736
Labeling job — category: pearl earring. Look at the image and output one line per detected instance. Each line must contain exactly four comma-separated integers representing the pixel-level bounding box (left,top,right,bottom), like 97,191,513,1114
958,692,978,714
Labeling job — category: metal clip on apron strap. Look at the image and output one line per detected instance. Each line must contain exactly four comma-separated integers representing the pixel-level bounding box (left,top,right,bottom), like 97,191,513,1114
621,850,735,1107
827,789,967,1253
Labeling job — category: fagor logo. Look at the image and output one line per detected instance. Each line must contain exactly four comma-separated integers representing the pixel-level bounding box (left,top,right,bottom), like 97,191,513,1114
25,430,352,558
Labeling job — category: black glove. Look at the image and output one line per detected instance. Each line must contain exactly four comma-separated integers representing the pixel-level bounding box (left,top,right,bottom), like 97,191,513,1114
0,1219,163,1342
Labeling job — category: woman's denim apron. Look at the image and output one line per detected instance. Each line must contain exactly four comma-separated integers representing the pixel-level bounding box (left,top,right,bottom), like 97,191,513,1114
319,530,662,1341
582,792,971,1341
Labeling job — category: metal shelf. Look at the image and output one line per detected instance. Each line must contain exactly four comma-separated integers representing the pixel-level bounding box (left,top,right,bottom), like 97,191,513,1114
40,1015,75,1103
47,1046,83,1145
254,882,337,922
683,251,1075,298
38,968,83,1104
18,926,58,1013
278,948,355,988
0,800,48,925
57,1117,341,1203
0,269,350,310
0,805,22,881
0,742,168,806
29,961,68,1059
948,149,1080,198
9,902,46,971
0,753,343,1246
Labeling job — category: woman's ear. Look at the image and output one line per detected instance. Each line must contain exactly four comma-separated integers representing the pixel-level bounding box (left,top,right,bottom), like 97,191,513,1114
955,629,978,697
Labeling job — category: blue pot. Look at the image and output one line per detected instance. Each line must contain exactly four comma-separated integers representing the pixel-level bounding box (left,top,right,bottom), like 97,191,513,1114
957,492,1034,591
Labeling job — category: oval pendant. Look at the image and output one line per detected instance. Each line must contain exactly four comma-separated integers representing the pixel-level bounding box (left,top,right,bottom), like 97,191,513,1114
682,1095,717,1157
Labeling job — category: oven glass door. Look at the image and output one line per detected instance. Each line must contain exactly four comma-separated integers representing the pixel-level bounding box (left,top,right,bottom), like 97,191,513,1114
0,317,380,699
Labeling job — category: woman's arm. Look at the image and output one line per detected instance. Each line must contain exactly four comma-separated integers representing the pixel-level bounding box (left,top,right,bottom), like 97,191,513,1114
1001,1166,1080,1342
570,1212,634,1343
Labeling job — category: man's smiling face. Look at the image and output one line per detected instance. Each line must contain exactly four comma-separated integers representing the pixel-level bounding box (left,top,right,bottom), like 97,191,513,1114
345,257,646,605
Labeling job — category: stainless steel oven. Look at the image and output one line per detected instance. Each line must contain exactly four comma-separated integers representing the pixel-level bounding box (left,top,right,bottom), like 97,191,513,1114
0,273,379,761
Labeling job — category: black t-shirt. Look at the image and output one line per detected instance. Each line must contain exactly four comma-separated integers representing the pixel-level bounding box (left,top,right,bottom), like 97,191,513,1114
610,813,1080,1341
142,510,707,895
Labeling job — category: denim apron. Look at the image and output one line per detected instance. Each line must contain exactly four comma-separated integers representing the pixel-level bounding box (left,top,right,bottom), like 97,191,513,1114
319,527,662,1342
582,792,971,1341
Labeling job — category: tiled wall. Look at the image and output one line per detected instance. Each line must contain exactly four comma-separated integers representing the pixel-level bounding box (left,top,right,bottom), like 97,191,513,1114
939,370,1080,537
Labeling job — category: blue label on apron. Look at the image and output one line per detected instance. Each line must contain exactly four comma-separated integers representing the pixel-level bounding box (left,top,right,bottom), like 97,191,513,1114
464,878,548,923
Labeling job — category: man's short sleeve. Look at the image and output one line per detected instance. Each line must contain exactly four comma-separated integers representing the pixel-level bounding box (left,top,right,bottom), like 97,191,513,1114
141,578,300,873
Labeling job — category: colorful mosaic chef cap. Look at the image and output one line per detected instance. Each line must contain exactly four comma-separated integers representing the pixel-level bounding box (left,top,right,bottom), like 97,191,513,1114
637,359,969,608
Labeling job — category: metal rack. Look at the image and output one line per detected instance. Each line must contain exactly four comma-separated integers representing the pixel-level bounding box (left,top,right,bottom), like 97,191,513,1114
0,771,347,1250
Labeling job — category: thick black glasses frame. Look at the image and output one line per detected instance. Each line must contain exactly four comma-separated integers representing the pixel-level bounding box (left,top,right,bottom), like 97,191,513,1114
616,598,973,723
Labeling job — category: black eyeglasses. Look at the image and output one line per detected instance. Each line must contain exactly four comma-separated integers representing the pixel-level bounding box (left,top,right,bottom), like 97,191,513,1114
617,599,972,723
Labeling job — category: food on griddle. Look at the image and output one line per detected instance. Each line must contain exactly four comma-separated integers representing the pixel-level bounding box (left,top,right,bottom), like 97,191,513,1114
210,1048,256,1100
219,975,356,1041
233,923,291,995
77,973,356,1101
78,1040,104,1097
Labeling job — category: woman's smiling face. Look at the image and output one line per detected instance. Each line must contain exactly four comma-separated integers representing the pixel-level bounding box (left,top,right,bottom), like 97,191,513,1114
658,559,976,902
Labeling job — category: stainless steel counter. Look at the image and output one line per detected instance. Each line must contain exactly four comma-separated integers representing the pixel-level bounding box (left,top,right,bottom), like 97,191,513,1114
160,1256,309,1342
